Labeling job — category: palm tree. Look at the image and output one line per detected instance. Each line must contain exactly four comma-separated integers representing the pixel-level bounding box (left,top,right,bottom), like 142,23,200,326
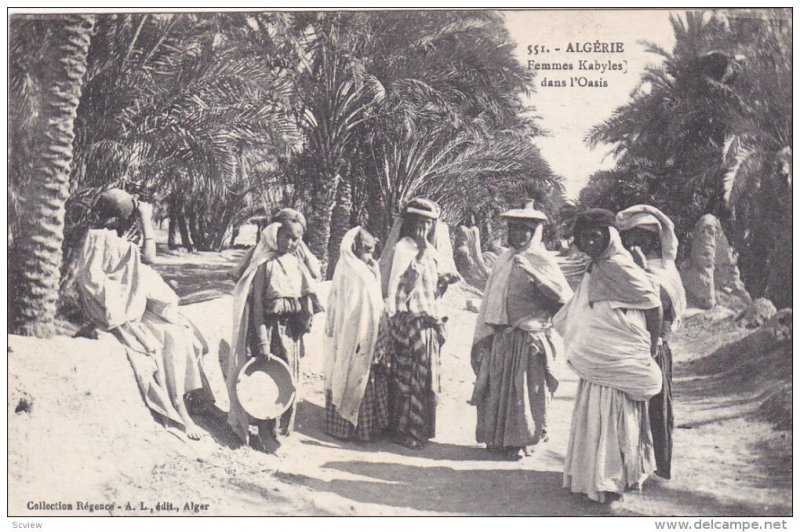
65,13,302,252
10,14,95,337
289,12,385,274
719,10,792,306
585,11,740,252
353,12,557,236
585,9,792,306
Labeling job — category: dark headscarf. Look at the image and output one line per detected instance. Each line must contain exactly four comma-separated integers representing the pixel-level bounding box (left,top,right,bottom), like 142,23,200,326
575,209,660,308
92,188,138,235
94,188,135,222
573,208,617,237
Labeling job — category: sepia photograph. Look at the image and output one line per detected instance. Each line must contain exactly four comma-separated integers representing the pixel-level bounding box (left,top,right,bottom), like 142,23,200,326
6,6,793,524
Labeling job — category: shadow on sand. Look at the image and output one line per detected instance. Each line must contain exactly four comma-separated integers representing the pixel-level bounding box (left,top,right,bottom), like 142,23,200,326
287,399,630,516
274,460,625,516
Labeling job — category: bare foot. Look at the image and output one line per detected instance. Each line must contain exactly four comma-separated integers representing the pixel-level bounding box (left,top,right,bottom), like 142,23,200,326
183,422,205,441
175,401,204,440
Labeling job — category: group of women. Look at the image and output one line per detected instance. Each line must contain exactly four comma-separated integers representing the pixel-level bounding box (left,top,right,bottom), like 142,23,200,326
231,197,460,451
72,189,684,505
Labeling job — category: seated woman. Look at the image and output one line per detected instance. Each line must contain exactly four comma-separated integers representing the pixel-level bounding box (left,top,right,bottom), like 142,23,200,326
554,209,663,503
324,226,388,441
617,205,686,480
227,209,322,453
72,189,210,440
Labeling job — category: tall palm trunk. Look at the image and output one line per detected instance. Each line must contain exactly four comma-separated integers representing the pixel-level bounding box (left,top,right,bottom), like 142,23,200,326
168,196,178,249
188,205,208,251
10,15,95,337
326,177,352,279
365,177,389,241
175,203,193,252
305,171,339,274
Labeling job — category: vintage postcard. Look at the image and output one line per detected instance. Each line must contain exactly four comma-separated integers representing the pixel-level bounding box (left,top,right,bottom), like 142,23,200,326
6,6,793,525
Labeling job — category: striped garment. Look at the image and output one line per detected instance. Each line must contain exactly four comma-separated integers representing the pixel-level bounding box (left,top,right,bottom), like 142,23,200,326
382,312,446,446
393,250,442,319
324,365,390,441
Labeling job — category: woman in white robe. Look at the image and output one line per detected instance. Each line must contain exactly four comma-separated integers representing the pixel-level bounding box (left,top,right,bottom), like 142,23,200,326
554,208,663,503
73,189,210,440
323,226,388,441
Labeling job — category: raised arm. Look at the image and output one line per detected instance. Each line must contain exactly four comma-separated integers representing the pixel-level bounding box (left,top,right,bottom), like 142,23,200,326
626,205,678,262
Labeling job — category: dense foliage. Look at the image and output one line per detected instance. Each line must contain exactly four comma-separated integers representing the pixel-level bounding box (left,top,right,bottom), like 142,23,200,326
10,12,561,267
574,10,792,307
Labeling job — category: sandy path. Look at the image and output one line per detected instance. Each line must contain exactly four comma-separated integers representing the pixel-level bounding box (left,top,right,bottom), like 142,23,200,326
150,288,789,516
11,228,787,517
139,230,789,516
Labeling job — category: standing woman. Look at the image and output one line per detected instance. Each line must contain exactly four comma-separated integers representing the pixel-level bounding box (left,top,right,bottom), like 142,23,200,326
470,201,573,460
617,205,686,480
554,209,663,503
227,209,322,453
377,198,459,449
324,226,388,441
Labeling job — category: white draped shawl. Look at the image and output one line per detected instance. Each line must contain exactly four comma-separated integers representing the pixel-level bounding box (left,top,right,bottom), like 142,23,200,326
554,274,662,401
473,239,573,346
323,227,384,425
616,205,687,330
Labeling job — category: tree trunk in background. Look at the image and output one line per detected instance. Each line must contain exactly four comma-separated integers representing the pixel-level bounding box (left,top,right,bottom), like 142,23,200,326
209,203,237,251
176,206,193,252
766,226,792,309
230,226,240,247
326,178,353,279
305,172,338,274
188,206,207,251
198,212,209,250
168,198,178,249
365,181,389,241
167,217,177,249
10,15,95,337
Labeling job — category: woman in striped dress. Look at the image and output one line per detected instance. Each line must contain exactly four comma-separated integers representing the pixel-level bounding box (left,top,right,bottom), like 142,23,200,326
377,198,459,449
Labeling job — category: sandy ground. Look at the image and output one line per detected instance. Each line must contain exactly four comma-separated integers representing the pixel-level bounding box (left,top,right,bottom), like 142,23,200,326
7,226,792,516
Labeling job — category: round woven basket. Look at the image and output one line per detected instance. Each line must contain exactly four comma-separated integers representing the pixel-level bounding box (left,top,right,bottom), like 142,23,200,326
236,357,296,420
